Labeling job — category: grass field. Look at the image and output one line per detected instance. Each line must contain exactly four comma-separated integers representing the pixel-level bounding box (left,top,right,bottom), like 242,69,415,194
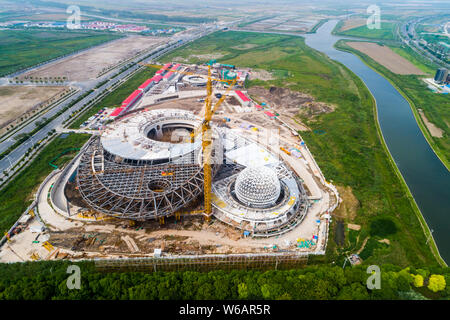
0,133,91,234
336,40,449,170
337,22,398,40
0,30,121,76
161,31,439,267
69,67,156,128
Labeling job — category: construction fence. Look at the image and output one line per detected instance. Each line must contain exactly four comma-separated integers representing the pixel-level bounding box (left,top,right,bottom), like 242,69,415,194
94,253,309,273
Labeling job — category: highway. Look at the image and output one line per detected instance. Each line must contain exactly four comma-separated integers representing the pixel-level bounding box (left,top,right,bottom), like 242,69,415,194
398,16,449,69
0,23,222,178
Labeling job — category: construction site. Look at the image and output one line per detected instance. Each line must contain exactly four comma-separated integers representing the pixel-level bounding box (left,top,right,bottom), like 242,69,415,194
0,61,340,269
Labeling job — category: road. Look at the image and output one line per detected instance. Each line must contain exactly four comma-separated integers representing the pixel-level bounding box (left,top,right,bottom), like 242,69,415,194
0,23,223,177
398,16,449,69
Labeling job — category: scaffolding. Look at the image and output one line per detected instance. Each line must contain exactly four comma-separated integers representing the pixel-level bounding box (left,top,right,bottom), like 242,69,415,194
94,253,309,273
77,136,221,220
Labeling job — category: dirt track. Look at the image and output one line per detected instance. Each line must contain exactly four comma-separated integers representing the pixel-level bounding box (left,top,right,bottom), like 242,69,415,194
346,42,425,75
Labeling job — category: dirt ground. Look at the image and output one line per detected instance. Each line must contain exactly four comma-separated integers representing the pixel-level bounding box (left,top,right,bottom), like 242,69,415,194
248,86,334,121
0,85,68,129
418,109,443,138
332,186,359,221
20,36,164,81
339,19,367,31
346,42,426,75
250,69,275,81
147,96,205,115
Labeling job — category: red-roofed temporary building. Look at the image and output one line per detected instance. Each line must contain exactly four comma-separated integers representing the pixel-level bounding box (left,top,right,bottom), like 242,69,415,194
152,75,163,83
122,90,143,110
163,71,174,81
110,107,124,117
264,111,275,118
170,64,181,71
155,63,172,75
255,105,263,110
138,78,154,92
235,90,251,106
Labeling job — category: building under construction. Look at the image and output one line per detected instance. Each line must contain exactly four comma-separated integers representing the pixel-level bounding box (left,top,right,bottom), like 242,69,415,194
76,106,308,237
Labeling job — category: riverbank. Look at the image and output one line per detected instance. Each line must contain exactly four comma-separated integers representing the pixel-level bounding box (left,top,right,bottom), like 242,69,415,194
335,40,449,171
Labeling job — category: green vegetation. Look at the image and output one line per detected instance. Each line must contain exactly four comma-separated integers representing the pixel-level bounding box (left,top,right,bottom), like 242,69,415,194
69,67,156,128
0,133,90,233
307,19,330,34
336,40,449,169
90,8,215,24
337,22,398,40
162,31,439,267
0,261,449,300
0,30,121,76
237,16,275,28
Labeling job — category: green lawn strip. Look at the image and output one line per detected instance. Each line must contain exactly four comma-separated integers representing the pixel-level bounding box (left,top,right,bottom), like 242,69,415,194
69,67,157,129
335,40,449,170
161,31,438,266
0,30,122,77
0,133,91,233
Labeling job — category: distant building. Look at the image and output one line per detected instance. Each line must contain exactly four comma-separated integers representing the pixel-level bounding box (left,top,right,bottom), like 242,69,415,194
434,68,448,83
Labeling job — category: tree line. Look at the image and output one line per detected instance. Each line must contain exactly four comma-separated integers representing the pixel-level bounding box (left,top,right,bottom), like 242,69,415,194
0,261,448,300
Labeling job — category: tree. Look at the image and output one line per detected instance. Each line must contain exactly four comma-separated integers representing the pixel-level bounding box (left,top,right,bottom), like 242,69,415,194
238,283,248,299
428,275,446,293
413,274,424,288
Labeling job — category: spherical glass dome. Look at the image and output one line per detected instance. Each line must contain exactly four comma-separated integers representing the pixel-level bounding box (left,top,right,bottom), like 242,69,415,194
234,166,281,208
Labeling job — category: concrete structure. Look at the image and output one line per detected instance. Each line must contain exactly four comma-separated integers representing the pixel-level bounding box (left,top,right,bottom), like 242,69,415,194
76,109,222,220
434,68,448,83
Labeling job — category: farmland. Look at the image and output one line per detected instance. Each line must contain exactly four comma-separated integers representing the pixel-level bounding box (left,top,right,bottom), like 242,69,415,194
0,29,121,77
161,31,438,267
336,21,398,40
20,35,163,81
346,42,425,75
0,86,68,131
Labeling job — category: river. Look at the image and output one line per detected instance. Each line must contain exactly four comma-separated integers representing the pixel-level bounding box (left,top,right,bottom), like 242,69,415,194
304,20,450,264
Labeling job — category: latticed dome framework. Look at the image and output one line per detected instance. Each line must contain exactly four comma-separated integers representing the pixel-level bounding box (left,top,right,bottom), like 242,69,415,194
234,166,281,208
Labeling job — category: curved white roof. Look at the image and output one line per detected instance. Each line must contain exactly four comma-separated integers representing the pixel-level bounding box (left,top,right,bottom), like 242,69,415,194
101,109,202,161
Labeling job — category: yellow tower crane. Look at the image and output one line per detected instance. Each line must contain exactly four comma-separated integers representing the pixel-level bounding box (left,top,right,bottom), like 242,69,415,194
141,62,237,221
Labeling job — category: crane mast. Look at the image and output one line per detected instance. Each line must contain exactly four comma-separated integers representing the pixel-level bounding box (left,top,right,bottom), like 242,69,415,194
142,63,237,221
